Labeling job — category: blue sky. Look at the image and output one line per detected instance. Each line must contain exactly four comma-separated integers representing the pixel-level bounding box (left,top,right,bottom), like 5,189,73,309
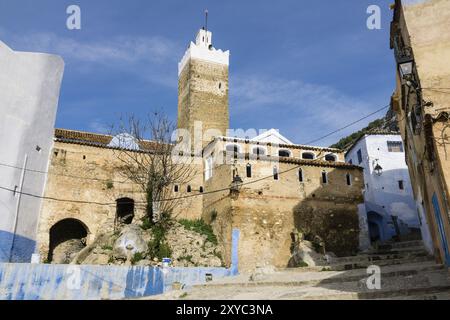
0,0,396,147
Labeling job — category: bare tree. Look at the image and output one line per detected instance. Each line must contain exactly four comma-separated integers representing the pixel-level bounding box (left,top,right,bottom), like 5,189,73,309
111,111,195,228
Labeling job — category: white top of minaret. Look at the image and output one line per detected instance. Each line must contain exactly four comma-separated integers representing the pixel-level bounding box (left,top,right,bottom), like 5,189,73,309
178,28,230,76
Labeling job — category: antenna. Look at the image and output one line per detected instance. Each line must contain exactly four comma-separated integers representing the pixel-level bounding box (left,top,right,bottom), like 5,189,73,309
205,9,208,32
205,9,209,44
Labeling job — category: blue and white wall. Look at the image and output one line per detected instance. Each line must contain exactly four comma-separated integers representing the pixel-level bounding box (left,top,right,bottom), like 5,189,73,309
0,41,64,262
346,134,428,246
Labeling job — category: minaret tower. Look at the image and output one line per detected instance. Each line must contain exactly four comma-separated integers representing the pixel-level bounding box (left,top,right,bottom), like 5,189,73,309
177,13,230,151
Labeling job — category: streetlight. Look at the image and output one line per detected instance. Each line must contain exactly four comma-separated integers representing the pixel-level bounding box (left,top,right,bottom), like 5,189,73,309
396,46,415,80
373,160,383,176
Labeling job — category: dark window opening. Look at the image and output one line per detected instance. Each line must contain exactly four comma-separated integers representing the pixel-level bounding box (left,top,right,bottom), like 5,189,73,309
325,154,337,162
322,171,328,184
278,150,291,157
199,186,204,193
116,198,135,225
357,149,363,164
398,180,404,190
302,152,315,160
346,173,352,186
273,167,279,180
299,168,304,182
174,185,179,192
187,185,192,193
246,164,252,178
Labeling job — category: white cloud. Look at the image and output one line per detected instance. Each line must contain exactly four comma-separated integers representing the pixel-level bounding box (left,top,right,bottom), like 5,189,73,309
230,74,382,146
5,32,180,65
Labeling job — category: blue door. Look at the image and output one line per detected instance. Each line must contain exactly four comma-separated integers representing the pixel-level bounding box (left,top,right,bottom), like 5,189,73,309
432,193,450,265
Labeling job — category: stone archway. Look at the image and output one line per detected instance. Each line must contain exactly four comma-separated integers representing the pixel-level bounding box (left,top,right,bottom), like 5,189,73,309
48,218,89,264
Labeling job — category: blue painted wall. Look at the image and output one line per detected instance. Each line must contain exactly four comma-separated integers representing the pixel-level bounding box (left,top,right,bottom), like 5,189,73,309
0,231,36,263
0,263,236,300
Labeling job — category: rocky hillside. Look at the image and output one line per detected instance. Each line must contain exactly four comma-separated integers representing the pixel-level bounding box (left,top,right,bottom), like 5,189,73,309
330,107,399,150
52,219,223,268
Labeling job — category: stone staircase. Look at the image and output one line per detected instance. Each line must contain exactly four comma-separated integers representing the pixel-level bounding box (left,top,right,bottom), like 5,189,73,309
152,240,450,300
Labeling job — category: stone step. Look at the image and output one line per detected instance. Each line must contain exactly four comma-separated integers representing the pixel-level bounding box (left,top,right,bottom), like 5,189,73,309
182,269,450,300
330,249,430,264
197,262,444,289
301,285,450,300
390,240,424,249
327,255,434,271
375,246,426,254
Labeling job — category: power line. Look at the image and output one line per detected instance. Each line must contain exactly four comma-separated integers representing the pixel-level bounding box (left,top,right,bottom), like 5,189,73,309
304,104,391,145
0,151,348,206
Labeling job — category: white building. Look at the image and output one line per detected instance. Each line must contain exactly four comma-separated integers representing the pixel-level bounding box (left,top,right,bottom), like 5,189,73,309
345,132,432,251
0,40,64,262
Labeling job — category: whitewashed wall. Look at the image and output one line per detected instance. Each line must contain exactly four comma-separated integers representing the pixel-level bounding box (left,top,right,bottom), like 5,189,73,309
0,41,64,262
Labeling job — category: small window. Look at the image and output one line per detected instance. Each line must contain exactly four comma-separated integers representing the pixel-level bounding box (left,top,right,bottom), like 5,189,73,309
187,185,192,193
348,159,353,165
357,149,363,164
346,173,352,186
273,167,279,180
253,147,266,156
322,171,328,184
325,154,337,162
387,141,404,153
199,186,204,193
398,180,404,190
205,156,213,181
278,150,291,157
246,164,252,178
302,152,315,160
219,82,222,89
299,168,304,183
174,185,179,193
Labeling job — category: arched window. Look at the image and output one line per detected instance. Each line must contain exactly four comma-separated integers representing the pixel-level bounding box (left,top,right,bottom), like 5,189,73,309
246,163,252,178
278,149,291,157
302,152,315,160
226,144,240,154
187,185,192,193
199,186,204,193
346,173,352,186
299,168,304,183
325,154,337,162
273,166,279,180
116,198,135,225
174,185,179,193
253,147,266,156
322,171,328,184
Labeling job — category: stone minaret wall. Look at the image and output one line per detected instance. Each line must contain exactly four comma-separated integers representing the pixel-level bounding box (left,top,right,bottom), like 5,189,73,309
177,29,230,152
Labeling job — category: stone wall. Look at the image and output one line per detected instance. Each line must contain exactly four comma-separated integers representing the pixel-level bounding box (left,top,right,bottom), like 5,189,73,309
391,0,450,265
37,140,204,261
178,58,229,149
203,139,364,271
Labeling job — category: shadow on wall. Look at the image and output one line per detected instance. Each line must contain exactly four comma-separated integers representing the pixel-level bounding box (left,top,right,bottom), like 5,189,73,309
0,230,36,263
292,168,363,259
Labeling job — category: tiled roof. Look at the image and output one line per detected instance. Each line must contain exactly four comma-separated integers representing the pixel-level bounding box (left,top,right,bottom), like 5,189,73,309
54,128,158,151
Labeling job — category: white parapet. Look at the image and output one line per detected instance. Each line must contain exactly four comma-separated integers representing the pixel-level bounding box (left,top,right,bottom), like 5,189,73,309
178,29,230,76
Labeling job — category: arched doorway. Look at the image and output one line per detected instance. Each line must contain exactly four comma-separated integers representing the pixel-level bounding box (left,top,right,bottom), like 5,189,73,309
48,218,89,264
367,211,384,243
116,198,135,225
